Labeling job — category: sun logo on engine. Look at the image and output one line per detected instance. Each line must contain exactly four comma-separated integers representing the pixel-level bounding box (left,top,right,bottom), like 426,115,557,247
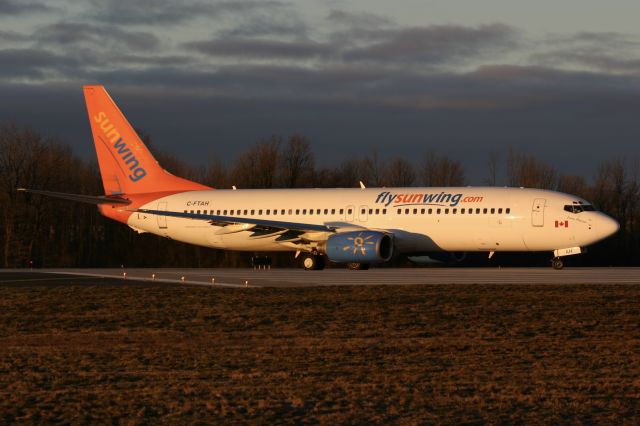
343,232,375,255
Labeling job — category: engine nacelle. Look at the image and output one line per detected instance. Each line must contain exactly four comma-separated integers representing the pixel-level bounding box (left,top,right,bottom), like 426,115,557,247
324,231,393,264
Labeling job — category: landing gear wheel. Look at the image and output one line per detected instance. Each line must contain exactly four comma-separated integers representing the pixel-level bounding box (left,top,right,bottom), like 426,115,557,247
551,257,564,270
303,255,325,270
347,262,370,270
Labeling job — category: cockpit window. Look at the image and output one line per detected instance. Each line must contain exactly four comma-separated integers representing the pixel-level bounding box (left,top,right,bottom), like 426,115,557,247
564,204,595,213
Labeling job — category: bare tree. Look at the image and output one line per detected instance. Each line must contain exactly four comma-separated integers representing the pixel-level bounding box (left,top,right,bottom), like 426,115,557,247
231,136,281,188
280,135,315,188
421,151,466,187
362,150,386,187
592,159,639,233
202,158,228,188
507,150,557,189
384,157,416,187
557,174,590,199
485,151,500,186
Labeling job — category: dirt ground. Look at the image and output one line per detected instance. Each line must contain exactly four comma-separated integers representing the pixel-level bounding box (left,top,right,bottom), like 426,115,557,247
1,273,639,424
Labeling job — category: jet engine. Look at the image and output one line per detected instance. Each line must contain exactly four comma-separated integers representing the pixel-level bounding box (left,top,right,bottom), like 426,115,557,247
324,231,393,264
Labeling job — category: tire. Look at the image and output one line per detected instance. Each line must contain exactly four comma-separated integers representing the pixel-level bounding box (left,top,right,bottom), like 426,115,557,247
303,255,325,270
552,257,564,270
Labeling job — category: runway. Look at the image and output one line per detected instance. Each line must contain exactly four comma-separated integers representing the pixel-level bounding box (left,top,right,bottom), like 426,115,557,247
6,267,639,287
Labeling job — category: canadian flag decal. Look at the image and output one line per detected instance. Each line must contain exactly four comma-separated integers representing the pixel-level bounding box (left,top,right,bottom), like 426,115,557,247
555,220,569,228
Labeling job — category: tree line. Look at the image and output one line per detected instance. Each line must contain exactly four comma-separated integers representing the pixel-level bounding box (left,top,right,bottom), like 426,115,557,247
1,123,638,268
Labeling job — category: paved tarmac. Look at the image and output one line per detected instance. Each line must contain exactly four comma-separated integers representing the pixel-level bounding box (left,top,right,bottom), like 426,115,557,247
3,267,638,288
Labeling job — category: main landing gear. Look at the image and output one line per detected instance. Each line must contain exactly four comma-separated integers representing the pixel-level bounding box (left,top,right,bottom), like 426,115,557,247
302,254,325,270
551,257,564,270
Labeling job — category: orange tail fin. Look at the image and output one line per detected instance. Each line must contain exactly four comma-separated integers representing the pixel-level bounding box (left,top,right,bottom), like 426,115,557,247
83,85,210,195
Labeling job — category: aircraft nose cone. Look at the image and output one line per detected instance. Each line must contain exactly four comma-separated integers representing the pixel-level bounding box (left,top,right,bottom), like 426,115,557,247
600,215,620,238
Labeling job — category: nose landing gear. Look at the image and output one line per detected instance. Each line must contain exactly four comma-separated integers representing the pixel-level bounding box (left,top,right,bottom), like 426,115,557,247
551,257,564,270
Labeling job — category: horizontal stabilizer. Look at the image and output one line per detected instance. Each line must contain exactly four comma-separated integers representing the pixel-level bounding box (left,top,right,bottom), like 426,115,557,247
17,188,131,205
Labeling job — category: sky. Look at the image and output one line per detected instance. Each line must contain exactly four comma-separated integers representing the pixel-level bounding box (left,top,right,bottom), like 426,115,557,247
1,0,639,184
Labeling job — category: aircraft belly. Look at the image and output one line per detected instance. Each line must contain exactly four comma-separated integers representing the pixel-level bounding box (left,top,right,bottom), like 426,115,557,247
217,232,291,251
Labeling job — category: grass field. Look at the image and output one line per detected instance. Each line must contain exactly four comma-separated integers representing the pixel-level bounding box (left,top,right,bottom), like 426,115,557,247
1,273,639,424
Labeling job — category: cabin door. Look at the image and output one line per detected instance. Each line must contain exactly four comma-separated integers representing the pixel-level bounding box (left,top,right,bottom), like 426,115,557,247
157,201,168,229
531,198,545,227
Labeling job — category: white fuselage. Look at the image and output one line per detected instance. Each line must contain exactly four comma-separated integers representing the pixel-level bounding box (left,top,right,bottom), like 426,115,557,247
124,187,618,256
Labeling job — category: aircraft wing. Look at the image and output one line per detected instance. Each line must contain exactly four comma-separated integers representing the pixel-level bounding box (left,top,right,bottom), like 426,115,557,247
132,208,338,234
17,188,131,205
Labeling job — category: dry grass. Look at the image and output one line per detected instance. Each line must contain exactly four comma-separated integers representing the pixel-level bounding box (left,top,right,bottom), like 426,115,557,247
1,278,639,424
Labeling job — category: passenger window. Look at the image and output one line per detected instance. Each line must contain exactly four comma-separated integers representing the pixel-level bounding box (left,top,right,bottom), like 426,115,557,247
216,210,220,215
483,208,487,214
331,209,336,214
376,209,380,214
498,208,503,214
413,208,417,214
437,208,441,214
317,209,321,214
421,208,425,214
324,209,329,214
340,209,344,214
250,209,255,215
428,208,432,214
223,210,227,215
309,209,313,215
288,209,292,215
273,210,277,215
476,208,480,214
490,208,495,214
184,210,187,213
361,209,366,214
369,209,373,214
405,208,409,214
397,209,402,215
296,209,300,215
452,208,457,214
348,209,352,214
506,208,511,214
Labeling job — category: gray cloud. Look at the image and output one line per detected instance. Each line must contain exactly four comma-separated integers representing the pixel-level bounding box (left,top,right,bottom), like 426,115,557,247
328,9,394,30
218,15,308,38
1,2,640,183
532,31,640,74
35,22,160,51
0,30,31,43
343,23,520,65
0,48,80,79
0,0,52,15
185,38,332,60
86,0,286,25
532,50,640,74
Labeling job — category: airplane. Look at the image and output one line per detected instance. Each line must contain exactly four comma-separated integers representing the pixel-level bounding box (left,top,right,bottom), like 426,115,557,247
18,85,620,270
